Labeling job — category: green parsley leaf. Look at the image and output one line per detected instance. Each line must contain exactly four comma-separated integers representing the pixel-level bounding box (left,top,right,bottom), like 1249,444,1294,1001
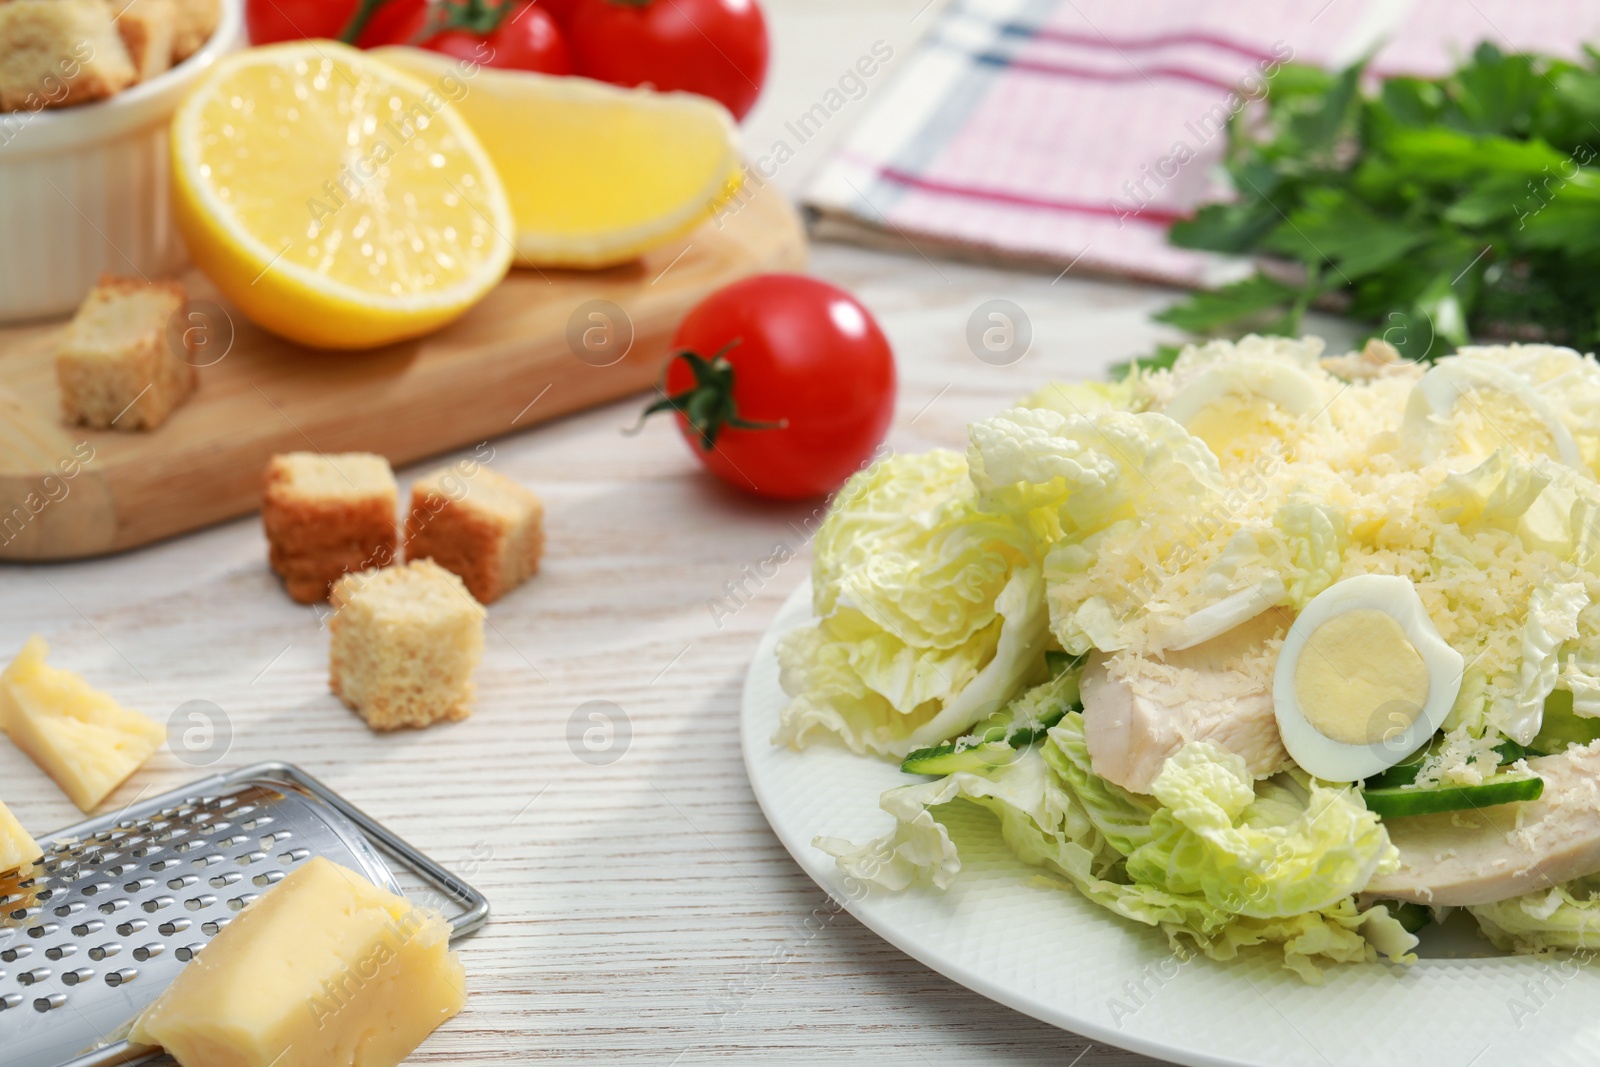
1155,43,1600,358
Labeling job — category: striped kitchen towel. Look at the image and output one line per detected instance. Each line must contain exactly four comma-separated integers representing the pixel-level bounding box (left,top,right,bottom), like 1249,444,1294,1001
801,0,1600,288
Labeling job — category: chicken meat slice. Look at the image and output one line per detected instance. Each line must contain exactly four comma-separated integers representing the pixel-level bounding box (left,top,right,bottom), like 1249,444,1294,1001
1079,609,1293,793
1363,742,1600,906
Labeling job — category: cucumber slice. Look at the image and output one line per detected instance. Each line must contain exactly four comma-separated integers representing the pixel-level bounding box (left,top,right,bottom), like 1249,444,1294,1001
1006,709,1068,748
1362,750,1432,791
1046,650,1088,678
1362,772,1544,818
1388,901,1432,934
900,706,1073,775
1529,689,1600,756
907,663,1085,777
1494,738,1535,763
900,741,1018,776
960,718,1010,746
1364,737,1531,790
1362,900,1432,934
966,658,1084,743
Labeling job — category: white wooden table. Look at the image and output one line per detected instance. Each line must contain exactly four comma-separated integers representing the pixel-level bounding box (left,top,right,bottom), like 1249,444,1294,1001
0,3,1360,1062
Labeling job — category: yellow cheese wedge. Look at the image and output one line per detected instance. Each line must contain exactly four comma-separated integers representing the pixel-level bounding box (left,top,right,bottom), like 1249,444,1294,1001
0,798,41,874
130,857,466,1067
0,636,165,812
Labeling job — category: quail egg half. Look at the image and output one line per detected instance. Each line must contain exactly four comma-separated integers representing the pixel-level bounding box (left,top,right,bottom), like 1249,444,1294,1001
1402,356,1583,470
1272,574,1464,781
1162,359,1323,456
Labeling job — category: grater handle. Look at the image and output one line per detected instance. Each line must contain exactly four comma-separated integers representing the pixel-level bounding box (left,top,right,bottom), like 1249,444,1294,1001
244,763,492,938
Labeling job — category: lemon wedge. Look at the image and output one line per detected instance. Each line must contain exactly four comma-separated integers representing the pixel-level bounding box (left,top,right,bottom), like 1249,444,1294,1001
378,48,743,269
172,42,514,350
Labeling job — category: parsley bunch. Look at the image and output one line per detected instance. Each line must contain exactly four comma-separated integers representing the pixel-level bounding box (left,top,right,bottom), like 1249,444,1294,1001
1156,43,1600,363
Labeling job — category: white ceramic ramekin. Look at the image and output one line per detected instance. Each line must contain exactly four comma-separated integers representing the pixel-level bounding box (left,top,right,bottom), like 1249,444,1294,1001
0,0,244,324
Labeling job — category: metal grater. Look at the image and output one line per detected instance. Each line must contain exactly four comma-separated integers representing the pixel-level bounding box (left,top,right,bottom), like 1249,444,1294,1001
0,762,489,1067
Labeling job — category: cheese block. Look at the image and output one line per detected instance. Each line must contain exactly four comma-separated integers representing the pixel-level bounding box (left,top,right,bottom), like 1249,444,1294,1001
130,857,467,1067
0,798,41,874
0,636,165,812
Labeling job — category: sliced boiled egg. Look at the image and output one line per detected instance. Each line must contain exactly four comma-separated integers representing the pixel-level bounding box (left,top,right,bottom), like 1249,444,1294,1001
1402,357,1583,469
1456,344,1600,477
1272,574,1463,781
1455,343,1591,394
1162,359,1323,455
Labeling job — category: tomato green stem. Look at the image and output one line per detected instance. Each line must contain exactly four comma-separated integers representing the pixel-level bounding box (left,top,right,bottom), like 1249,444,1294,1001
629,341,786,450
428,0,515,37
338,0,396,43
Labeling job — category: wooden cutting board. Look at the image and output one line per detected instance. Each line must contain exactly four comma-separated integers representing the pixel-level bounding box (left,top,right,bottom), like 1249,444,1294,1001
0,182,806,562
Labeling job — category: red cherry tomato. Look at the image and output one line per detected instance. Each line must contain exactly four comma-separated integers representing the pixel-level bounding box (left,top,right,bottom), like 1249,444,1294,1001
246,0,428,45
533,0,582,24
246,0,356,42
564,0,768,120
355,0,430,45
646,275,897,500
387,0,573,73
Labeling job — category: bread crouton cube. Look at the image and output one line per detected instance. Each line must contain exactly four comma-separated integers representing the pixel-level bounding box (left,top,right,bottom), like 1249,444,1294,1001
405,465,544,605
169,0,219,62
56,274,198,431
329,560,486,732
262,452,399,604
111,0,175,84
0,0,137,112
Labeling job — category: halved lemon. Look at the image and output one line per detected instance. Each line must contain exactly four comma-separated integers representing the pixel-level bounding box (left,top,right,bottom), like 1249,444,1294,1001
378,48,743,269
172,42,515,350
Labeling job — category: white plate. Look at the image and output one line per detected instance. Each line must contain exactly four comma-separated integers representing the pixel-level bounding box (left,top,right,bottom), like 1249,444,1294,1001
741,579,1600,1067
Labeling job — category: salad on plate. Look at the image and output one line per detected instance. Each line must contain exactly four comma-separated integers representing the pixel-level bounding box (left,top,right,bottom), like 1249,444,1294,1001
776,334,1600,981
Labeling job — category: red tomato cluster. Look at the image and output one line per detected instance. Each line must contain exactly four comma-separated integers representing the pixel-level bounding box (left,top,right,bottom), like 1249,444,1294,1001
387,1,574,75
245,0,770,120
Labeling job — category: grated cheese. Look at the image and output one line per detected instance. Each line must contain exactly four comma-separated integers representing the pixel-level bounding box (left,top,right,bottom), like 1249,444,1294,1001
1048,335,1600,781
